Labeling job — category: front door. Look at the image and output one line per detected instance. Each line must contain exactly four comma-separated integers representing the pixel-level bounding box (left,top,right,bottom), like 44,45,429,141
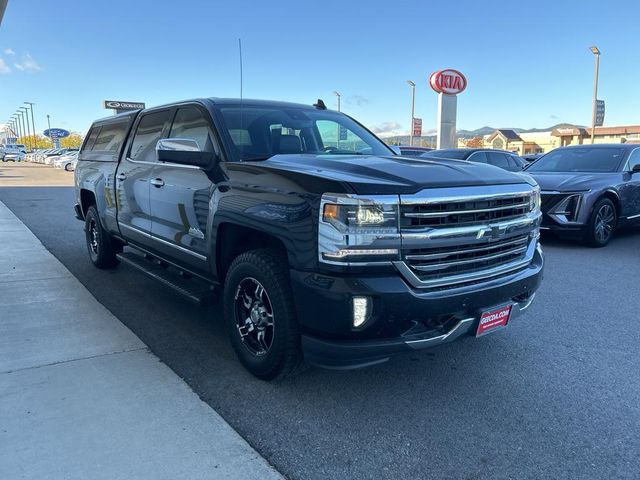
621,148,640,222
116,109,173,245
149,105,217,271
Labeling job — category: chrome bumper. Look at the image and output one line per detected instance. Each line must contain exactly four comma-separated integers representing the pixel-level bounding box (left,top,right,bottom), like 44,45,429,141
405,293,536,351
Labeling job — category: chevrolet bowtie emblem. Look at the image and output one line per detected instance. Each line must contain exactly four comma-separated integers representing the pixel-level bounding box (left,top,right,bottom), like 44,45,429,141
477,225,507,240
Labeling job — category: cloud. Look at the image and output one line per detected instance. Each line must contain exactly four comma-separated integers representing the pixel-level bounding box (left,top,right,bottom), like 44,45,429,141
549,114,558,120
14,54,42,72
345,95,369,107
369,121,403,136
4,48,15,55
0,59,10,74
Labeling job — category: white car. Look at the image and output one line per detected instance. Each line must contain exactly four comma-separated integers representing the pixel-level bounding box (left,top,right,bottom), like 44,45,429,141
54,151,79,170
2,144,27,162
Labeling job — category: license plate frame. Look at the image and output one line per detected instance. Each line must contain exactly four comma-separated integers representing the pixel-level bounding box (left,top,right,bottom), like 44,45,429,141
476,304,513,337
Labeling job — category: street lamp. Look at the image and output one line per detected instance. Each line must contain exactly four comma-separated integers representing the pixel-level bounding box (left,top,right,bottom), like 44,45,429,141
25,102,36,150
20,106,32,151
18,110,27,145
12,114,21,139
46,114,54,147
333,91,341,112
589,46,600,144
407,80,416,146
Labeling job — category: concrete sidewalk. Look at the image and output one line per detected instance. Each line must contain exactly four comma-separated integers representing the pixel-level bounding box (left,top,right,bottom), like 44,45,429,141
0,201,283,480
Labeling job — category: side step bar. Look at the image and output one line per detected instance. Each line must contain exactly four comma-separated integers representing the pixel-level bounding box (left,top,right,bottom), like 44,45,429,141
116,251,216,305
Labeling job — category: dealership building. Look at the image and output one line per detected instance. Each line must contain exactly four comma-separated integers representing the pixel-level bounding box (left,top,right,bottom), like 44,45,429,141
461,124,640,154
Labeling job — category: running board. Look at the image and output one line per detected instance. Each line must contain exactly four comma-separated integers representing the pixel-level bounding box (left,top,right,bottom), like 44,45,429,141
116,251,216,305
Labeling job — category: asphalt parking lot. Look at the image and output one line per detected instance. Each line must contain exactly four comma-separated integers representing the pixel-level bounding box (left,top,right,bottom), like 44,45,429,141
1,164,639,480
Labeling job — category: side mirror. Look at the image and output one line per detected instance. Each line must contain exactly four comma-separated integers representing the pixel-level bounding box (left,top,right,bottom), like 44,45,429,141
156,138,215,168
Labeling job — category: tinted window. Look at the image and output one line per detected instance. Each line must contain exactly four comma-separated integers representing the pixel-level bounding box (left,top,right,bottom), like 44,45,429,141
467,151,488,164
421,149,469,160
169,107,215,152
217,106,391,161
627,149,640,170
508,155,524,170
487,151,511,169
527,147,624,173
92,123,127,152
81,127,100,153
129,110,172,162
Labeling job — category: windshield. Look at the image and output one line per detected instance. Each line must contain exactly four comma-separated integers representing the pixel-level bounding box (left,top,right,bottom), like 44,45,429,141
216,105,393,162
420,149,469,160
527,147,624,173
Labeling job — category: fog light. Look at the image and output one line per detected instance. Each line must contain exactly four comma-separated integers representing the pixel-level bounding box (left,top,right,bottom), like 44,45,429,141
352,296,371,328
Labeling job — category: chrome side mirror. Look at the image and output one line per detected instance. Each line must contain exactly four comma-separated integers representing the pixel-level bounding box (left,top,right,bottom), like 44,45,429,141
156,138,201,152
155,138,214,167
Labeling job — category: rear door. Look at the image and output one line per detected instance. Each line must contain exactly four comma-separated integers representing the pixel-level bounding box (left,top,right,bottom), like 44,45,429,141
148,105,217,271
487,151,515,171
116,109,172,245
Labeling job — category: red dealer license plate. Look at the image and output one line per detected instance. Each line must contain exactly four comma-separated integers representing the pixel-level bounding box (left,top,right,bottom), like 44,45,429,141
476,304,513,337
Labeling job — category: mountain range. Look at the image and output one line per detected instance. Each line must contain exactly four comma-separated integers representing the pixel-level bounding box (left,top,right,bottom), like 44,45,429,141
383,123,585,146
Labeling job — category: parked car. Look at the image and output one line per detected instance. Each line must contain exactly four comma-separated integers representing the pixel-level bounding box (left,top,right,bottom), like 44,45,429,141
2,144,27,162
75,98,543,379
420,148,526,172
55,151,79,170
396,145,434,157
525,144,640,246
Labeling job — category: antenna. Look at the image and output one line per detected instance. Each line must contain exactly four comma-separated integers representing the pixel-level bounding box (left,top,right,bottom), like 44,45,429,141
238,38,244,161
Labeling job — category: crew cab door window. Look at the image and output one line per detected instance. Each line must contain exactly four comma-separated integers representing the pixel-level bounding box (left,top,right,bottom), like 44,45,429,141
168,107,217,153
316,120,371,154
627,149,640,171
129,110,172,163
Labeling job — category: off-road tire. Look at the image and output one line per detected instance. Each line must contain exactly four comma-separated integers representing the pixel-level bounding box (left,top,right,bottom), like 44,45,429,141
223,248,301,380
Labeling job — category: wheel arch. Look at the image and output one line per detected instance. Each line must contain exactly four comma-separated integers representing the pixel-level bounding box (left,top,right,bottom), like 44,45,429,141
214,222,291,283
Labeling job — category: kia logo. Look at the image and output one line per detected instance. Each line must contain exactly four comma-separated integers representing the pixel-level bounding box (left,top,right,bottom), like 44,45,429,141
429,69,467,95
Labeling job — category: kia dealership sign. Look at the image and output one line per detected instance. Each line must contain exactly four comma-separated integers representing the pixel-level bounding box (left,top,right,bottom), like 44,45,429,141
429,69,467,95
430,68,467,149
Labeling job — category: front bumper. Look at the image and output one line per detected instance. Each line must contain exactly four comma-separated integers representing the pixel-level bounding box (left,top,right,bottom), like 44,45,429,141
292,244,544,369
301,294,536,369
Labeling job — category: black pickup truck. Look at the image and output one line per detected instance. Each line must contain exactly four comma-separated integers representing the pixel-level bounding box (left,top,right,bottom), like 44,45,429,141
75,98,544,379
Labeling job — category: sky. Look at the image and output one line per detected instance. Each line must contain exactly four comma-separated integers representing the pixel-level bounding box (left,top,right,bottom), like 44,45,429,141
1,0,640,137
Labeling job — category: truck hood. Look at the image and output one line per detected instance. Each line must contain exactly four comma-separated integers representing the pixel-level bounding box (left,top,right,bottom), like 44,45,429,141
528,171,617,192
254,154,532,194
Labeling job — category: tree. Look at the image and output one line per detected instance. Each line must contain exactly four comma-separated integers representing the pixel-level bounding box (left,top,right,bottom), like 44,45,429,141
60,133,84,148
16,132,85,150
466,136,484,148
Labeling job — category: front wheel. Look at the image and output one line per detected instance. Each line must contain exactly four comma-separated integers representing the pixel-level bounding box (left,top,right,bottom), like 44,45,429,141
584,198,617,247
85,206,120,268
223,249,301,380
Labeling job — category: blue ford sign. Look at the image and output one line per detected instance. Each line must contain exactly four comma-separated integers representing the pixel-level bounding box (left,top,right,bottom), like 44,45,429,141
44,128,70,139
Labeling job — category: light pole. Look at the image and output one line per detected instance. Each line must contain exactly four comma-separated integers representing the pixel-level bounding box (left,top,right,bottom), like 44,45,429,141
20,107,32,151
590,46,600,144
407,80,416,146
333,91,341,112
18,111,27,146
25,102,36,150
12,114,21,139
46,114,53,147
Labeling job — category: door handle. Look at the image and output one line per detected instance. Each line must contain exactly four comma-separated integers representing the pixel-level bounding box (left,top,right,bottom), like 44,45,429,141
150,178,165,188
116,173,126,181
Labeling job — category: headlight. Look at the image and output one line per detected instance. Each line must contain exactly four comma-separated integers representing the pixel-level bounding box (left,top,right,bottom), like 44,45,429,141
322,203,396,229
319,194,400,265
530,188,541,212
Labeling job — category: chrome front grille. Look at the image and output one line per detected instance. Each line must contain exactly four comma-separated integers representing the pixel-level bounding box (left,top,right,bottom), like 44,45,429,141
401,195,530,229
397,185,540,289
